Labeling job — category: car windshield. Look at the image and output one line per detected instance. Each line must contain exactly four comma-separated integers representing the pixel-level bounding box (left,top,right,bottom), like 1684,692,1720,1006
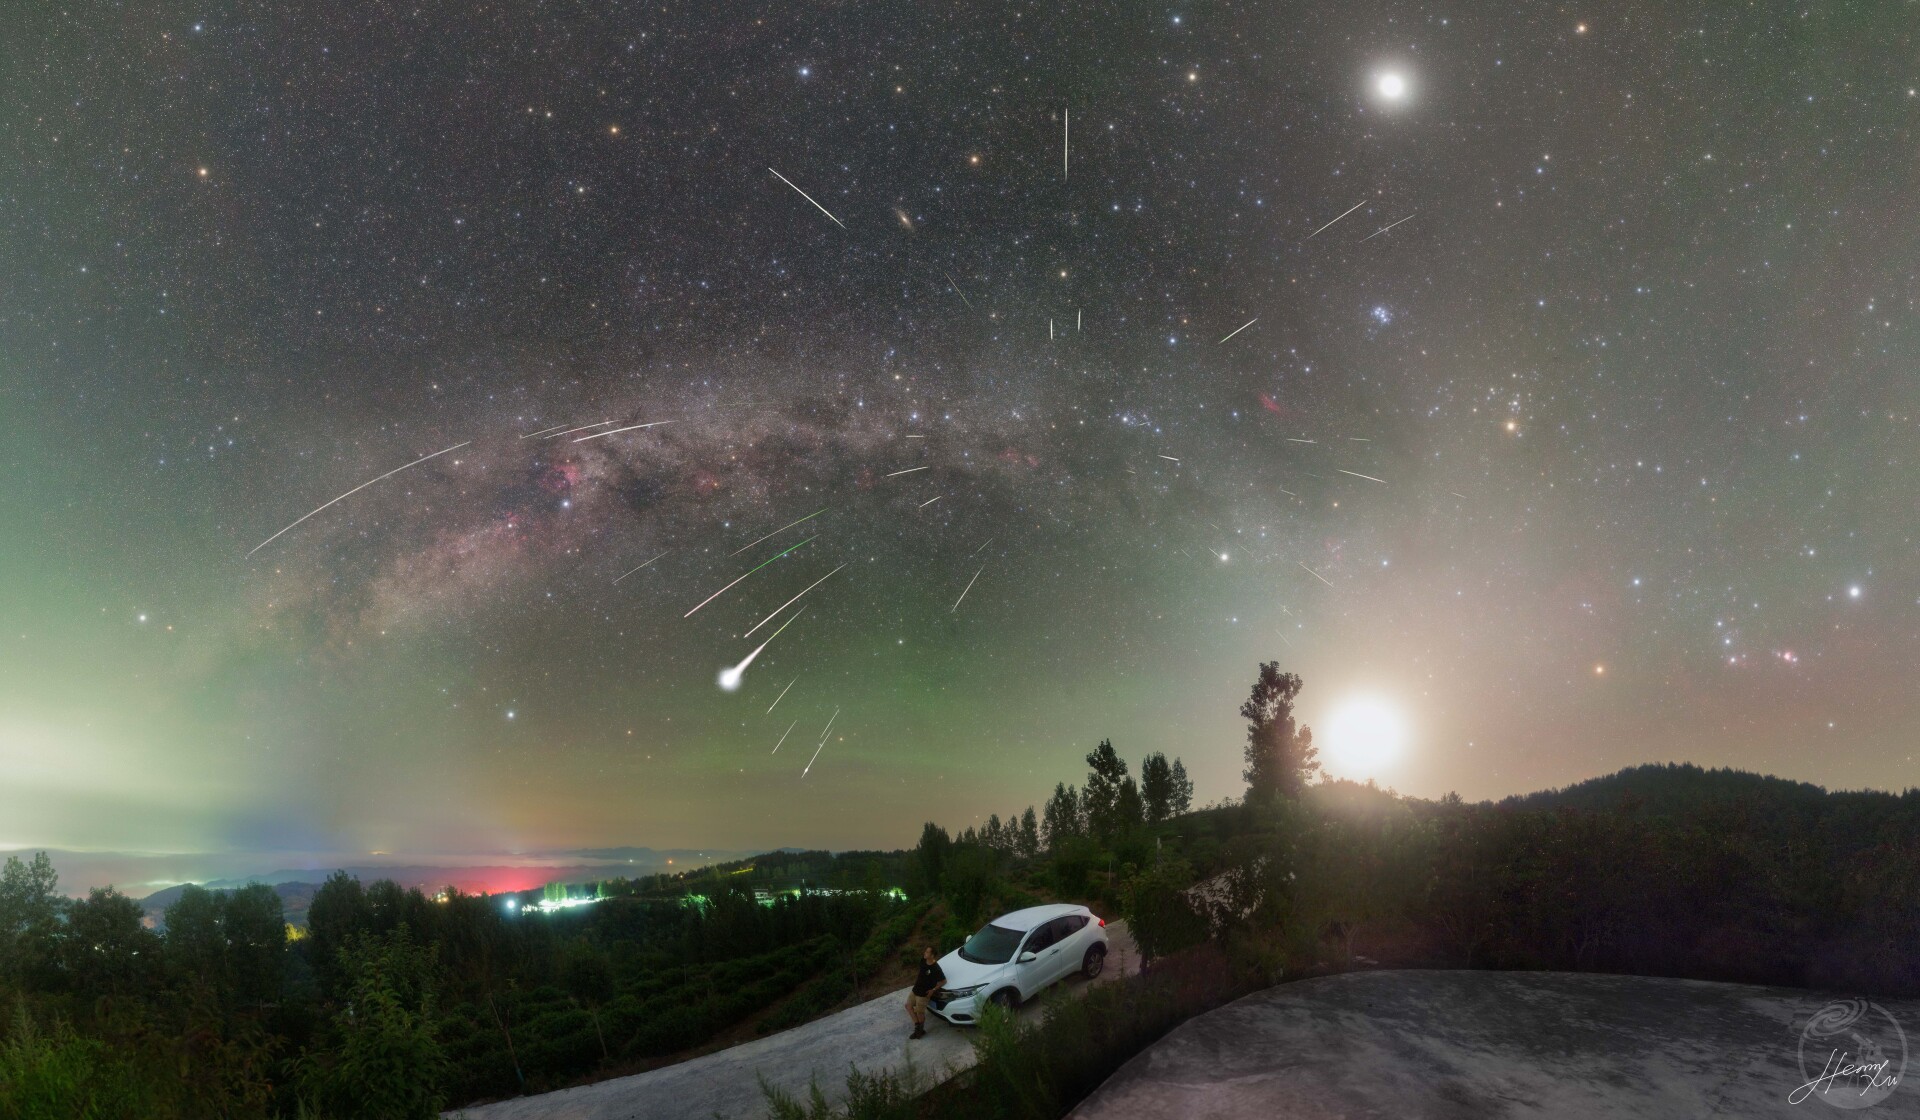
958,922,1025,964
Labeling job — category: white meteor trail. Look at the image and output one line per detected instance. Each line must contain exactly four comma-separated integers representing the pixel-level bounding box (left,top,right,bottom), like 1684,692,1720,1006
885,465,930,478
1158,454,1182,462
542,420,618,440
770,720,797,754
248,440,469,557
744,563,846,638
951,565,985,613
730,507,829,557
1304,199,1368,241
717,608,805,692
767,676,797,714
685,535,817,618
1063,106,1069,179
1218,317,1259,344
573,419,675,443
919,495,941,508
969,536,995,557
1300,562,1335,587
1336,469,1387,484
941,270,974,311
1359,212,1417,242
768,167,846,229
518,422,572,439
802,708,839,777
1285,438,1317,444
613,551,669,584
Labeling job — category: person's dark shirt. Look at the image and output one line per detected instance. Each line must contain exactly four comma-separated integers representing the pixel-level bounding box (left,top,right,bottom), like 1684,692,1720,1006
913,960,945,996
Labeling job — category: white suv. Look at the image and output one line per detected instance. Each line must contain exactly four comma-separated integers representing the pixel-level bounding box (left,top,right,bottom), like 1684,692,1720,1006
928,903,1109,1025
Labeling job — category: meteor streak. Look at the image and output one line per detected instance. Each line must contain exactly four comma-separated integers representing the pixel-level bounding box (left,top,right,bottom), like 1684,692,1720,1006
767,676,797,714
770,720,797,754
1300,562,1335,587
1359,212,1417,242
951,565,985,613
730,507,829,557
768,167,846,229
744,563,845,638
613,551,669,584
1304,198,1368,241
685,535,817,618
802,708,839,777
1285,438,1316,444
518,422,572,439
941,270,974,311
1158,454,1181,462
884,465,930,478
541,420,618,440
1336,469,1387,484
717,608,805,692
969,537,994,557
573,419,676,443
247,441,469,557
918,495,940,508
1218,317,1259,344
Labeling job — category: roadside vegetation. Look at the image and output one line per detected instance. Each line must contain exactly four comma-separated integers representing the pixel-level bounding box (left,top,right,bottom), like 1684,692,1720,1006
4,660,1917,1118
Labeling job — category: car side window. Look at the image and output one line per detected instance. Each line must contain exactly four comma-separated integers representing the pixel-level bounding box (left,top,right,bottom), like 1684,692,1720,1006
1025,923,1056,953
1064,915,1088,934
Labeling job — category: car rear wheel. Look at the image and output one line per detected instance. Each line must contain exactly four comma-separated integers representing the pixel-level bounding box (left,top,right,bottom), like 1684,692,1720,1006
1082,945,1106,979
990,988,1019,1010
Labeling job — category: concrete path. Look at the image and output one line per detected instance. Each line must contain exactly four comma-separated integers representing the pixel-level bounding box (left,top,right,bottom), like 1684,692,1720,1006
448,922,1138,1120
1070,969,1919,1119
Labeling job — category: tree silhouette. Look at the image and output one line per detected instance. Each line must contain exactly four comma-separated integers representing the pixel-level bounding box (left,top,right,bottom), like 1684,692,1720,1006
1241,663,1317,801
1169,758,1194,816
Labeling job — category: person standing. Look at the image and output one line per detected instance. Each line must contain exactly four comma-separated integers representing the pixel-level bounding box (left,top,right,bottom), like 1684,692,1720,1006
907,945,945,1040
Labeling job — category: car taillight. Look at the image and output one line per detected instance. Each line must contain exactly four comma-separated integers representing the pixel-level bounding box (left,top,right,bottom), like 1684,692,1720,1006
1097,917,1105,927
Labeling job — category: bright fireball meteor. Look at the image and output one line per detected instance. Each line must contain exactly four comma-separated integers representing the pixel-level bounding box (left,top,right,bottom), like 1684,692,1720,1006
717,608,806,692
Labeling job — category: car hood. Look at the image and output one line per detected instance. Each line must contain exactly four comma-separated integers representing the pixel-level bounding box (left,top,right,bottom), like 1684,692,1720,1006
936,950,1010,990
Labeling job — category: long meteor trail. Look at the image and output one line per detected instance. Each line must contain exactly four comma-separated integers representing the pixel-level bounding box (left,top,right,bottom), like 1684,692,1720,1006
951,565,985,613
248,441,469,557
802,708,840,777
1359,212,1417,242
541,420,618,440
768,167,846,229
684,535,817,618
518,422,572,439
730,508,829,557
1336,469,1388,484
767,676,798,715
1304,199,1368,241
770,720,797,754
1218,317,1259,344
573,419,675,443
884,465,930,478
613,551,669,584
744,563,846,638
1300,562,1335,587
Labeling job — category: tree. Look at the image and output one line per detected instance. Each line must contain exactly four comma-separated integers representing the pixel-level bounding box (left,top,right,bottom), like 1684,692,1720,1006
1241,663,1317,802
1122,857,1208,964
1083,740,1132,841
61,886,161,1001
1169,758,1194,816
983,814,1005,852
914,823,950,897
0,851,62,987
223,883,288,1004
1016,808,1041,860
1140,753,1174,824
300,925,450,1120
1042,784,1083,851
307,871,372,996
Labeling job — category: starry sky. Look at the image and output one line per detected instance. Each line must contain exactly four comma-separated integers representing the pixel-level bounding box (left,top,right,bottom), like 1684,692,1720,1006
4,3,1916,875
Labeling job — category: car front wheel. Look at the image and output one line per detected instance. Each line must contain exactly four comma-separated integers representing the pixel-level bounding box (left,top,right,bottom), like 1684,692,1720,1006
990,988,1019,1010
1082,945,1106,979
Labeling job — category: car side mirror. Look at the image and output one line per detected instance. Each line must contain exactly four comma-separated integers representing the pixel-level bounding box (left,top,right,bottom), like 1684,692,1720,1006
1017,951,1038,963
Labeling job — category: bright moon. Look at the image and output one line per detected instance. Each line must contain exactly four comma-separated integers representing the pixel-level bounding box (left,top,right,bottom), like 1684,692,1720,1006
1377,72,1406,100
1322,695,1409,778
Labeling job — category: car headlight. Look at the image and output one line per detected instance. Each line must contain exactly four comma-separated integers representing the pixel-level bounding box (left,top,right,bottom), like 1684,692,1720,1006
943,984,985,998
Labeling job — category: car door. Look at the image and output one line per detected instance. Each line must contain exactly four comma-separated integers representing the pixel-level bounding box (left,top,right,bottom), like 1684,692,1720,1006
1015,920,1057,995
1046,916,1086,985
1031,916,1076,989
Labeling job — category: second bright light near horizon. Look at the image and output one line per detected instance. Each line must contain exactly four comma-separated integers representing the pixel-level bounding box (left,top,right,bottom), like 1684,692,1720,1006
1321,695,1411,780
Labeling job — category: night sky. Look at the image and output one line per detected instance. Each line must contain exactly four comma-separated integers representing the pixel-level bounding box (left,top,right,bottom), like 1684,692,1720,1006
5,4,1916,873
